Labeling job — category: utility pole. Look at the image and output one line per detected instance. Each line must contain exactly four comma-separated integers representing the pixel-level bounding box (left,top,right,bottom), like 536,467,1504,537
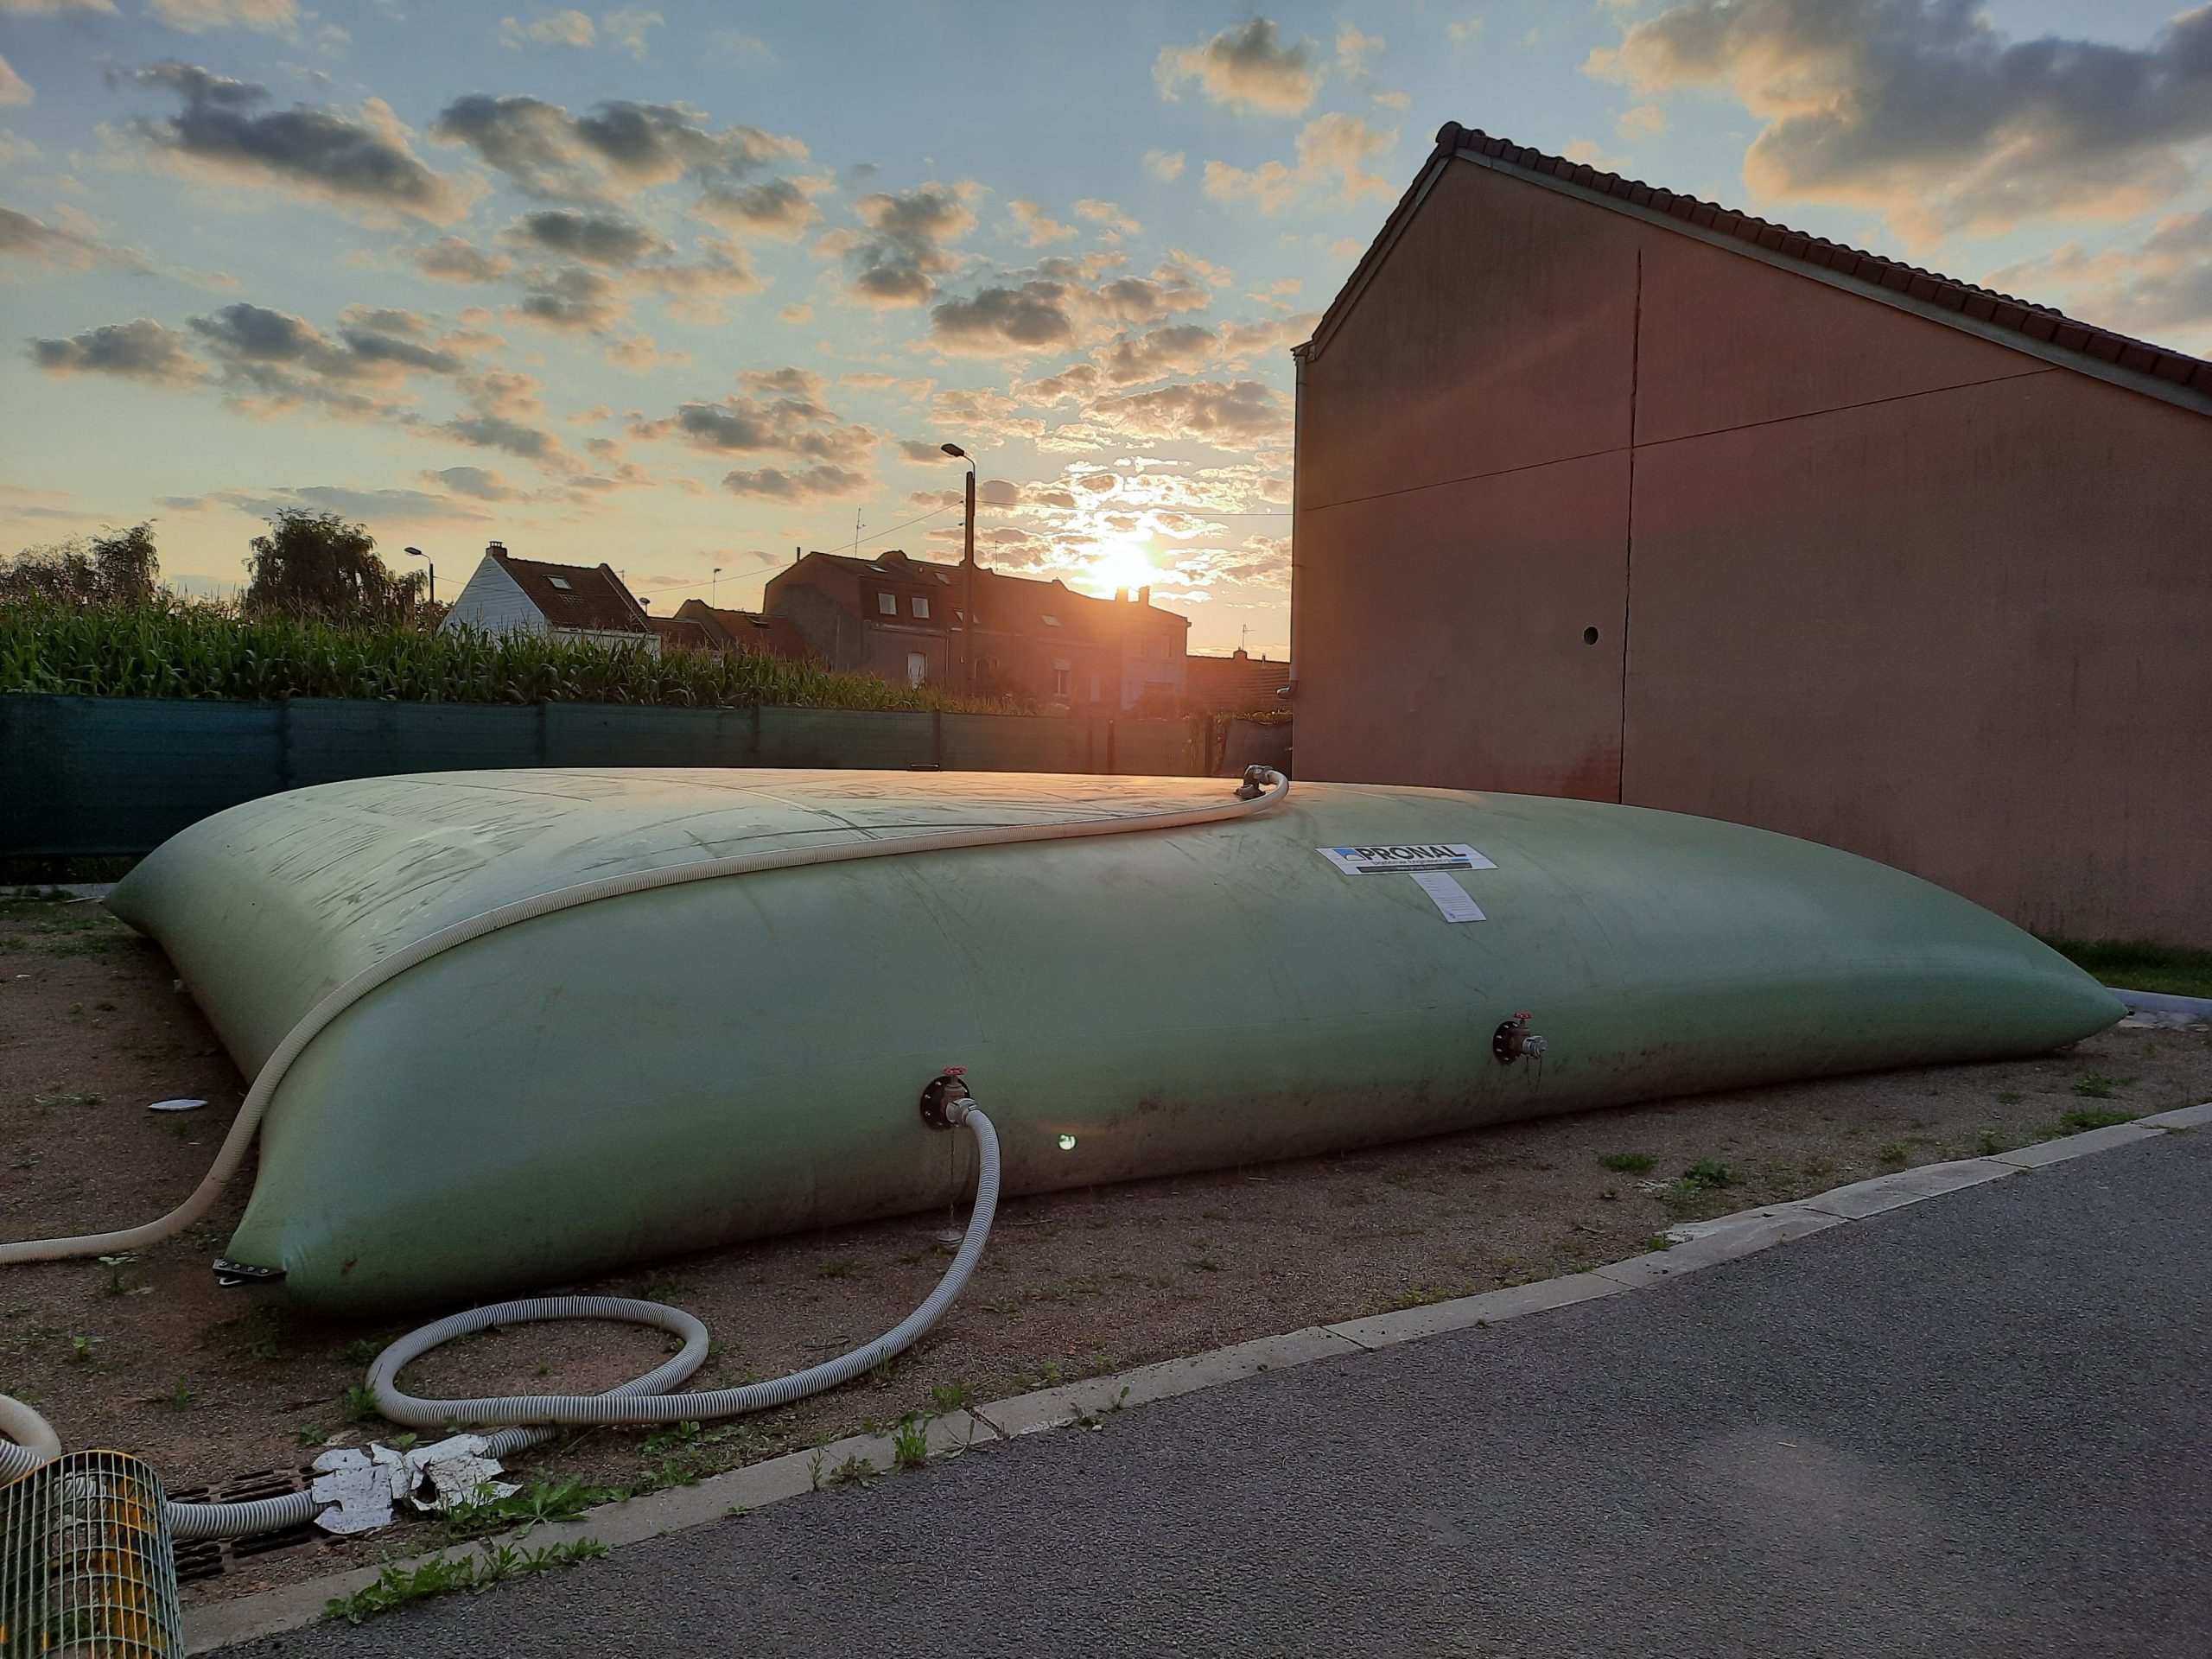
942,443,978,694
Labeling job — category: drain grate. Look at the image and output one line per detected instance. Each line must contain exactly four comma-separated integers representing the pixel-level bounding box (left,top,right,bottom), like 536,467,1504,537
167,1466,335,1584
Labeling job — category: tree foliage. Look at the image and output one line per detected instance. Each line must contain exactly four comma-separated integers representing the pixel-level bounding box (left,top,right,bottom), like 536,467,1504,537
244,510,426,621
0,524,162,607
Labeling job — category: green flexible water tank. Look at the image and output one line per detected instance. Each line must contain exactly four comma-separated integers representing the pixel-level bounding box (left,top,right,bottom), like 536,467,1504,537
106,769,2119,1313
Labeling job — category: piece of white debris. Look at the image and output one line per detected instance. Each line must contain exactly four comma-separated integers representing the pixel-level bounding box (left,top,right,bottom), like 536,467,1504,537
308,1444,404,1535
146,1097,207,1113
403,1433,518,1514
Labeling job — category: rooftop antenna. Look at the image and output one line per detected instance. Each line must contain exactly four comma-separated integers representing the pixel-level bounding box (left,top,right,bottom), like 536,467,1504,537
852,509,862,556
1241,624,1249,652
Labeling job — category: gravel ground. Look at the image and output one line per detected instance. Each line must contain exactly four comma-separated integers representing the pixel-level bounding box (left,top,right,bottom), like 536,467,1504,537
3,892,2207,1610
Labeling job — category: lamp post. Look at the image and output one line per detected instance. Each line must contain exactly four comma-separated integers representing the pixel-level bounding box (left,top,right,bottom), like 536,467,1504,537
403,545,434,607
941,443,976,692
711,565,724,605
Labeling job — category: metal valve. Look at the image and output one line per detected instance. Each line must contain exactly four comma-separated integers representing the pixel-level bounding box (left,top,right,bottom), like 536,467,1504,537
918,1068,974,1130
1492,1013,1548,1065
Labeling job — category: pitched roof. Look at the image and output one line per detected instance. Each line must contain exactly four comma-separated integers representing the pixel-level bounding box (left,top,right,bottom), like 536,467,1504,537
777,550,1189,642
649,613,715,652
1185,651,1291,714
491,549,652,635
1301,122,2212,416
674,600,823,664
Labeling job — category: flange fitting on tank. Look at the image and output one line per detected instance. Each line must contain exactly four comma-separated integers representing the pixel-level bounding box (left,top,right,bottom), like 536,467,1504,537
918,1068,977,1128
1492,1013,1548,1065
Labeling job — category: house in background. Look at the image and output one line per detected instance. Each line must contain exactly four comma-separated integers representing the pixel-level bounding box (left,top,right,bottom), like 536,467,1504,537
761,548,1187,709
671,600,824,665
1185,649,1290,715
441,542,658,652
1292,122,2212,944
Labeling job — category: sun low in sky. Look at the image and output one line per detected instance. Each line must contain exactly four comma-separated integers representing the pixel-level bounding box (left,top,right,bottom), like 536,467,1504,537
4,0,2208,654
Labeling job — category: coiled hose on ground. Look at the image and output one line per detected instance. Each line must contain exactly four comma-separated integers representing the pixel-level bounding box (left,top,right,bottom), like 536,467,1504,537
0,769,1288,1535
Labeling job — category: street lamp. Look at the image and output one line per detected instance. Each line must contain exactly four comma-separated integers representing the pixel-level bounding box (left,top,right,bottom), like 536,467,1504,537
942,443,976,693
404,546,434,607
712,565,723,605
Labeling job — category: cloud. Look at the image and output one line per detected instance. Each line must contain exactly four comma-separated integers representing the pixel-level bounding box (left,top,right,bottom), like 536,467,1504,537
600,8,660,60
1203,112,1398,212
1988,210,2212,346
1447,16,1485,48
113,60,467,223
413,236,512,283
181,299,467,412
1085,378,1292,448
426,464,524,499
28,318,207,383
1143,148,1185,183
508,208,670,266
437,411,564,460
1155,17,1320,116
1074,198,1141,238
694,175,822,238
0,54,30,106
1008,200,1076,246
827,181,976,307
144,0,296,30
432,93,805,203
720,464,867,500
213,484,489,524
0,0,118,13
0,203,150,272
631,382,876,479
500,9,594,48
512,264,622,329
1592,0,2212,240
930,282,1079,356
1335,22,1406,106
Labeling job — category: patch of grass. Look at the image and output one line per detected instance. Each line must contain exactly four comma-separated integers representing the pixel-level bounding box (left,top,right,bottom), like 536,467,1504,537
1996,1090,2024,1105
891,1414,931,1471
1681,1160,1735,1191
1182,1256,1223,1273
149,1377,194,1411
340,1383,382,1423
927,1379,974,1414
818,1255,864,1280
2070,1074,2133,1100
2048,1106,2141,1138
31,1090,101,1109
636,1274,689,1302
2041,935,2212,1000
294,1425,329,1448
323,1541,608,1625
824,1452,875,1489
1380,1283,1460,1312
97,1253,137,1297
1876,1142,1909,1166
226,1306,285,1363
442,1477,603,1541
67,1332,99,1365
336,1335,388,1367
1599,1152,1655,1173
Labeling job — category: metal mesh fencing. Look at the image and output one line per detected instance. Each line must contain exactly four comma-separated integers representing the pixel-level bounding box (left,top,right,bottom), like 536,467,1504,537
1,1451,183,1658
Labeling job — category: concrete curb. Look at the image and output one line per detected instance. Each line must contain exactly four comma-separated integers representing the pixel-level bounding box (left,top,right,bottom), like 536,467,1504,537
181,1097,2211,1653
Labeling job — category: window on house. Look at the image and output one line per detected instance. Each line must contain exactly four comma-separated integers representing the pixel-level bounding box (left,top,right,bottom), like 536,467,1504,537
907,652,926,687
876,592,896,616
1039,613,1060,626
548,576,573,592
911,595,930,619
1053,659,1071,697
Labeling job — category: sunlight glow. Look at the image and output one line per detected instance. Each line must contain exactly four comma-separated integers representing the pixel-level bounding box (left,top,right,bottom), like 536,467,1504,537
1075,537,1162,598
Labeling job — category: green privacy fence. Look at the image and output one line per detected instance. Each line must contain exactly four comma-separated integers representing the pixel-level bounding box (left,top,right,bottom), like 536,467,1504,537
0,693,1236,858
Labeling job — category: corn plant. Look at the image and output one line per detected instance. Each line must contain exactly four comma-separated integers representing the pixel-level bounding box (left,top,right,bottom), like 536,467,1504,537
0,598,1033,715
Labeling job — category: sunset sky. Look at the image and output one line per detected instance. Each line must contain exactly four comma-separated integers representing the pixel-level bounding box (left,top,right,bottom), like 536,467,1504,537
4,0,2208,654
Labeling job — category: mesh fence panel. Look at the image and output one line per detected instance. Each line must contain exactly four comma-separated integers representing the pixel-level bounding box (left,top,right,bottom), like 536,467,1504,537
1,1452,183,1658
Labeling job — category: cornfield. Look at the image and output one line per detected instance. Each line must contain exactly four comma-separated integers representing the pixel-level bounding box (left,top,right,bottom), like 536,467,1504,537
0,600,1031,715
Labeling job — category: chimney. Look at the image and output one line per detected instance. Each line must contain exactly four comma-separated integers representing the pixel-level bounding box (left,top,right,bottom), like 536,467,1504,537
486,540,507,556
793,544,802,564
1113,588,1127,603
1233,647,1248,660
1137,586,1150,606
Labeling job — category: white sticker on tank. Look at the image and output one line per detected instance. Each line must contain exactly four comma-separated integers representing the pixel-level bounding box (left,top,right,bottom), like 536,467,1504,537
1411,870,1485,922
1318,842,1496,876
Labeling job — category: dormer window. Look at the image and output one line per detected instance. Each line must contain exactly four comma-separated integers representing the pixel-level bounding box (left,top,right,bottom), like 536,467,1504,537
548,575,573,592
1040,613,1059,626
911,595,930,619
876,593,897,615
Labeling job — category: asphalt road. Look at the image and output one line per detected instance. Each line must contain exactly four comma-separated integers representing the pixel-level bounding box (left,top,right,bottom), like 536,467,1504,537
237,1134,2211,1658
